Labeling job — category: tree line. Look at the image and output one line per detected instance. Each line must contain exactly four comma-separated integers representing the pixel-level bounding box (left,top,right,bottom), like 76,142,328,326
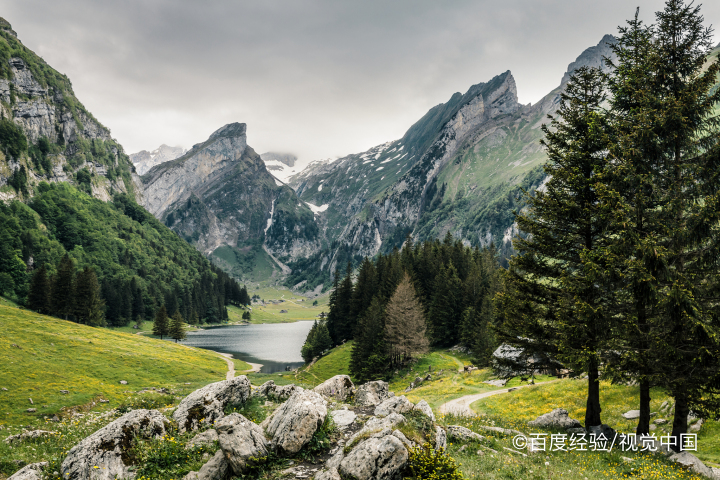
301,235,501,382
497,0,720,452
0,182,250,326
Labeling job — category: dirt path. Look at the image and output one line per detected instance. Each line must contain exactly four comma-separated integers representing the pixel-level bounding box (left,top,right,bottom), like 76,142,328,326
438,380,559,417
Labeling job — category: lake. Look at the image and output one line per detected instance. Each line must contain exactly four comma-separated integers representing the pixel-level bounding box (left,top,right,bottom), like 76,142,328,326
182,321,314,373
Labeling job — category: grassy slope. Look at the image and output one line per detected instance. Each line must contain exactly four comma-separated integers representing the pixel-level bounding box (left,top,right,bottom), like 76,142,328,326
0,304,245,427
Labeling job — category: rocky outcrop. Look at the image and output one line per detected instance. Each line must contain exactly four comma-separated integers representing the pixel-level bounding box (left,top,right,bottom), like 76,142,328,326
668,450,716,479
61,409,167,480
355,381,390,406
173,376,251,433
8,462,47,480
374,395,414,417
349,413,406,444
262,389,328,455
435,426,447,451
413,400,435,421
314,375,355,402
528,408,582,431
4,429,56,444
253,380,302,402
447,425,485,443
183,451,229,480
339,430,409,480
216,413,270,475
330,409,357,430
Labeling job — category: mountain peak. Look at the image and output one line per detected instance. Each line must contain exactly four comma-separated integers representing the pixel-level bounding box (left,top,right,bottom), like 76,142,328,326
261,152,297,167
209,122,247,140
0,17,17,37
561,34,617,84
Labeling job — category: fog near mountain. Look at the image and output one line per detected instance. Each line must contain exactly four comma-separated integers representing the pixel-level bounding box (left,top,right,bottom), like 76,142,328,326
6,0,716,163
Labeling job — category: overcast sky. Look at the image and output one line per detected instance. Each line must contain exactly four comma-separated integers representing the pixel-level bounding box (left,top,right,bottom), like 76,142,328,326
3,1,719,166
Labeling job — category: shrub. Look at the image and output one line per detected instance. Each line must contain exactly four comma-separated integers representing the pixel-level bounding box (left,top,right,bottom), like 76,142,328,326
0,119,27,158
299,414,337,461
405,443,465,480
130,433,216,479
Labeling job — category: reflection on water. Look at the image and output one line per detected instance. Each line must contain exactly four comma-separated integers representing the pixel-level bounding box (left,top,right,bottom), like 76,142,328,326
182,322,313,373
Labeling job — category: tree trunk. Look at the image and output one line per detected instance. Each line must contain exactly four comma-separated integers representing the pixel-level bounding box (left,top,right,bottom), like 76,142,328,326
585,360,602,428
636,380,651,435
670,393,689,452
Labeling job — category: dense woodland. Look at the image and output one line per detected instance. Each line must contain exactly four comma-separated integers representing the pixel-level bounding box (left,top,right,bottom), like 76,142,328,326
0,182,250,326
302,235,501,382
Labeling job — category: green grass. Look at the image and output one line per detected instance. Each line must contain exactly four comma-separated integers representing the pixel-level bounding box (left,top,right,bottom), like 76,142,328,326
0,304,238,427
294,342,353,386
471,378,719,466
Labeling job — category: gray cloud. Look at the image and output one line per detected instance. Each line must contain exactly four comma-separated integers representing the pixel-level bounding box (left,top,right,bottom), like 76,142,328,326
3,0,719,165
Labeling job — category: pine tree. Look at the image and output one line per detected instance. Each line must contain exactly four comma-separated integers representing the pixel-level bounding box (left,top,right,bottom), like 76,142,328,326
349,257,377,326
385,272,429,365
495,65,614,428
350,296,389,382
301,321,319,363
601,0,720,444
169,311,186,343
27,265,51,314
325,269,341,344
314,321,333,355
427,263,462,346
74,267,105,326
153,305,170,340
51,254,75,320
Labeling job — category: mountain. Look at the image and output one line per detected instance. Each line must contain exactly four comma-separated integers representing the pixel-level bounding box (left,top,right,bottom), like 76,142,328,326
286,35,619,288
261,152,299,183
0,18,245,324
139,123,319,282
0,18,138,202
129,144,186,175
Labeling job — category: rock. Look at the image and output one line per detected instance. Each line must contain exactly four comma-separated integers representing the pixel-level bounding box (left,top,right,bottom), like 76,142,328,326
215,414,269,475
4,430,56,444
622,410,640,420
414,376,423,385
339,431,408,480
689,418,704,433
174,375,251,433
668,450,714,478
374,396,414,417
314,375,355,402
654,418,668,425
404,385,413,393
649,424,657,431
660,401,669,411
119,380,128,385
711,467,720,480
1,387,7,391
435,426,447,451
8,462,47,480
61,409,167,480
183,450,230,480
253,380,302,402
587,424,618,444
447,425,484,443
314,468,341,480
187,429,219,449
26,409,36,413
99,400,109,404
566,427,585,434
413,400,435,421
330,409,356,430
392,429,415,449
355,381,390,407
28,398,33,405
621,456,634,463
528,408,582,430
59,390,69,395
262,389,327,455
349,413,406,444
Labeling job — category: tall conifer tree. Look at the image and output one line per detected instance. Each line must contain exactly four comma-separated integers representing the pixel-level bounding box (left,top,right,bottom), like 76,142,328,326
153,305,170,340
52,254,75,320
27,265,51,314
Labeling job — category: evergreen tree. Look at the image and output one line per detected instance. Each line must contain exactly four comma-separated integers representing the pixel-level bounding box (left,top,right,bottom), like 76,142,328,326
301,321,319,363
26,265,51,314
153,305,170,340
385,272,429,366
169,311,186,343
0,273,14,297
334,263,354,342
495,66,614,428
349,257,377,326
51,254,75,320
241,310,251,322
427,263,462,346
350,296,389,382
191,308,200,325
601,0,720,443
314,321,333,355
74,267,105,326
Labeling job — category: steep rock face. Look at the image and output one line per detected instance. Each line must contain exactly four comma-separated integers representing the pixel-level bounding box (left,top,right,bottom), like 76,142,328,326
0,18,138,202
286,35,619,285
130,144,186,175
140,123,319,262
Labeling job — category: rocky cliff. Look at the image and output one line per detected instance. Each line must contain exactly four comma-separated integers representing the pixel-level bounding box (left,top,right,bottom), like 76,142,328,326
0,18,138,202
139,123,319,279
287,35,618,287
130,144,186,175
